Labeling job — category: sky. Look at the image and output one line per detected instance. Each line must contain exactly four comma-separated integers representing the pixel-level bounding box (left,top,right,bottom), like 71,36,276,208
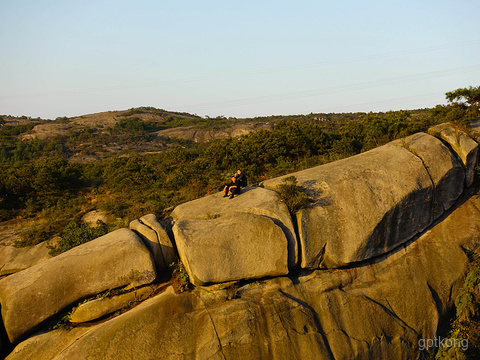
1,0,480,119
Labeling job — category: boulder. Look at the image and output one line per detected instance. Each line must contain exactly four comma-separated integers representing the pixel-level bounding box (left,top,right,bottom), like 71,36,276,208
427,123,479,187
173,212,289,286
130,219,166,268
69,286,155,323
0,228,156,344
390,132,465,218
81,210,116,227
15,194,480,359
171,187,297,268
139,214,177,266
0,240,56,276
262,142,434,269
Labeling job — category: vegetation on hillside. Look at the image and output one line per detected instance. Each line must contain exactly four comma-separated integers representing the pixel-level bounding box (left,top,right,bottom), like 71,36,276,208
0,87,478,248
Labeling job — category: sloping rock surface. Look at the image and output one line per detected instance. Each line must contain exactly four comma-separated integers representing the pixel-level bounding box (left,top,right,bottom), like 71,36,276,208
390,132,465,218
0,241,53,276
263,142,433,268
154,122,273,143
174,212,289,286
262,132,467,269
9,195,480,360
428,123,479,186
0,228,156,344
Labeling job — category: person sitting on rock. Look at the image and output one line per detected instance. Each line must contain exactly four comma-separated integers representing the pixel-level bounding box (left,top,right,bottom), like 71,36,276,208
223,176,239,199
235,169,247,188
223,170,248,199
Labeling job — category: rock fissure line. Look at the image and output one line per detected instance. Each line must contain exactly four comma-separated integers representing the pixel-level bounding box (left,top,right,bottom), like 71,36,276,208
271,300,298,347
138,219,168,267
289,212,303,267
197,294,226,360
55,326,103,358
399,143,438,215
360,294,417,335
278,289,336,359
426,282,444,338
334,328,370,345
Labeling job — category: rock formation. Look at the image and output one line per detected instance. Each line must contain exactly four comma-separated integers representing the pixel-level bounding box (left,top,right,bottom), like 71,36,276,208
174,212,289,285
261,132,466,269
427,123,479,186
0,228,156,344
0,239,56,276
1,121,480,359
171,186,297,268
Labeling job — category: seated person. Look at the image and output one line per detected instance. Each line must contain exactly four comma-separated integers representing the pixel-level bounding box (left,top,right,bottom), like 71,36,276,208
235,169,247,187
223,176,240,199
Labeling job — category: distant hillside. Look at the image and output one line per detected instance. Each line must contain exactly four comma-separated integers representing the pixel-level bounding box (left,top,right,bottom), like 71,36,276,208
69,107,201,128
0,99,477,248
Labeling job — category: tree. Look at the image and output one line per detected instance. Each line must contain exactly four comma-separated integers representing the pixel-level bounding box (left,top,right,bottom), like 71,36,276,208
446,86,480,106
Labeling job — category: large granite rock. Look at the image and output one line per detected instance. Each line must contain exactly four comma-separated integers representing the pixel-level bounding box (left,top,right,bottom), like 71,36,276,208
262,142,434,269
173,212,289,286
0,228,156,344
10,194,480,360
390,132,465,218
129,215,177,269
139,214,177,266
130,219,167,268
171,187,297,268
427,123,479,187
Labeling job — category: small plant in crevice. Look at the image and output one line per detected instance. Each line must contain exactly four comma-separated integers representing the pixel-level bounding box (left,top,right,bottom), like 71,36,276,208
225,281,240,300
119,269,156,295
170,260,192,293
276,175,310,215
47,309,74,331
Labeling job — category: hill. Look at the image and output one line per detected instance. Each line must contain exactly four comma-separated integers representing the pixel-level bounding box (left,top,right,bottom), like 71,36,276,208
0,92,478,247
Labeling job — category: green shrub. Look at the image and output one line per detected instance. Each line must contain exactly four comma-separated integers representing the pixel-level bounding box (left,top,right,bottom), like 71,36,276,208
49,220,111,255
276,175,309,214
170,261,192,293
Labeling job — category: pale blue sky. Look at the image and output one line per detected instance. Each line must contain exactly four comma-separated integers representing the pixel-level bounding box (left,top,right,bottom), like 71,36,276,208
1,0,480,119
